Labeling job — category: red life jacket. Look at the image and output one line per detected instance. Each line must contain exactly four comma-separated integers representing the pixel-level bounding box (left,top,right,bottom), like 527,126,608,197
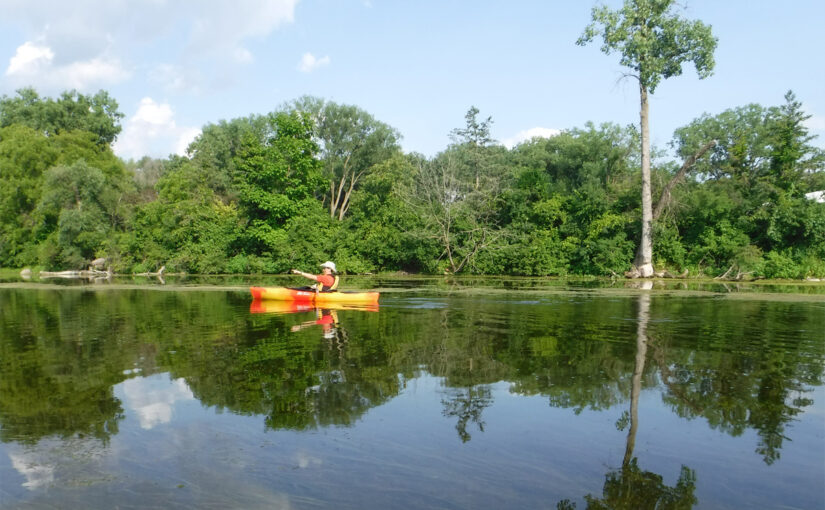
318,275,339,292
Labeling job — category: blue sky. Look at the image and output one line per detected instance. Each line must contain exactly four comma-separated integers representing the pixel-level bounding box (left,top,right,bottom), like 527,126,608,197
1,0,823,161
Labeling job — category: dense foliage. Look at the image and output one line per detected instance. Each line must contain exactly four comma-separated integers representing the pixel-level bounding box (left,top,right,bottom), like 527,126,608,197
0,88,823,278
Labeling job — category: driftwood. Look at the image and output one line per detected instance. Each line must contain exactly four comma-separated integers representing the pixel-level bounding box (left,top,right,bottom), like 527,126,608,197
134,265,165,276
40,269,111,279
133,265,167,284
714,265,757,282
626,267,689,279
653,269,689,278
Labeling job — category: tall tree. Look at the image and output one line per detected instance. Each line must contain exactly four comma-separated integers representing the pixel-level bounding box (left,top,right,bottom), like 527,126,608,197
450,106,496,190
765,91,825,193
577,0,717,277
287,97,401,221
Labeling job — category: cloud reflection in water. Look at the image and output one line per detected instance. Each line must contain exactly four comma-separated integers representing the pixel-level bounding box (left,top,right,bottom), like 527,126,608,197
121,374,195,430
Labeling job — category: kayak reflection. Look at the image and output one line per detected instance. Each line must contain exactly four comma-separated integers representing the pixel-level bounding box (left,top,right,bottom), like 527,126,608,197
249,300,379,314
249,299,378,342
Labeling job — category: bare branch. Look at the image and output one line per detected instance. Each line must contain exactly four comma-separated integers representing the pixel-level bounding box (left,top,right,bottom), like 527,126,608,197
653,139,717,221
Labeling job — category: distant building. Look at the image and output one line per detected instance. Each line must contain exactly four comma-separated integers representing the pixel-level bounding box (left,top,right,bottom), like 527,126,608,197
805,191,824,203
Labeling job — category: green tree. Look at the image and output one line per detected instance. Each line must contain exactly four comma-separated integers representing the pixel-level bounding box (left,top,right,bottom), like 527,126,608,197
0,122,131,268
496,123,640,275
233,111,325,256
0,88,124,147
186,115,271,200
578,0,717,277
766,91,824,193
338,153,427,273
450,106,497,190
0,125,58,265
287,97,401,220
122,156,244,274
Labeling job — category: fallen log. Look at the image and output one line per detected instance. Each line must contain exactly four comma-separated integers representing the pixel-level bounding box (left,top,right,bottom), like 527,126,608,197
134,265,165,276
40,269,110,279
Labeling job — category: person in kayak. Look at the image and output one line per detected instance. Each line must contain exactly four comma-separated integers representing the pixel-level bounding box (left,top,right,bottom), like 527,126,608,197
291,261,339,292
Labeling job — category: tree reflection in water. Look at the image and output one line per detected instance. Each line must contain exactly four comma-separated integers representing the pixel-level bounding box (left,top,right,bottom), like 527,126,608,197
441,385,493,443
0,286,821,507
560,292,698,509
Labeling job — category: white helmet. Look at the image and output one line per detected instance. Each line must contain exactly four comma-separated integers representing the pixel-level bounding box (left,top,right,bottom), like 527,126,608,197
320,261,337,272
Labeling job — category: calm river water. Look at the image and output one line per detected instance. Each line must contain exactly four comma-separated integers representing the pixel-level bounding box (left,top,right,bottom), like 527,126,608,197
0,277,823,509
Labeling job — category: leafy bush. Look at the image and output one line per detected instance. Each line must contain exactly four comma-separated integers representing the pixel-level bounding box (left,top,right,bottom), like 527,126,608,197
761,250,801,279
653,223,686,268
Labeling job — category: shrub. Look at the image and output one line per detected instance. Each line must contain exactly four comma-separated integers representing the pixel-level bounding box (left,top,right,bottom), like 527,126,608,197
761,250,801,279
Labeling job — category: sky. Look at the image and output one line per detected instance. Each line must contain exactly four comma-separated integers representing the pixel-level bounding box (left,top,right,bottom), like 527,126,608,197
0,0,823,161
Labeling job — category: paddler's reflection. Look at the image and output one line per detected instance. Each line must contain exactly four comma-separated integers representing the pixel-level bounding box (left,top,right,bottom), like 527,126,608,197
291,309,340,339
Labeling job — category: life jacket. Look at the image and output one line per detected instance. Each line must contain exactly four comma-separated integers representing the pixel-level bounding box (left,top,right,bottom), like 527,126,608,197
320,275,340,292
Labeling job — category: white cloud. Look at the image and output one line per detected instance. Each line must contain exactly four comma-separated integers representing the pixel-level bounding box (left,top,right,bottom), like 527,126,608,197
176,127,203,155
1,0,299,94
805,191,824,203
5,41,130,90
188,0,298,53
113,97,201,159
502,127,561,148
5,41,53,75
134,98,174,126
298,52,331,73
60,57,131,89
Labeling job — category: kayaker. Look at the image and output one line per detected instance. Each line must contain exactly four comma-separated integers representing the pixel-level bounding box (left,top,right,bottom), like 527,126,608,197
291,261,339,292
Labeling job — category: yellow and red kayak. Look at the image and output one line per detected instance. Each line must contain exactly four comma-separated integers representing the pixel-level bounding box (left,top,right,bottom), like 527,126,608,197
249,287,380,305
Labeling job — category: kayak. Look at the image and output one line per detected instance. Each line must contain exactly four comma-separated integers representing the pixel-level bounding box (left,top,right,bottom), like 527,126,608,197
249,286,380,305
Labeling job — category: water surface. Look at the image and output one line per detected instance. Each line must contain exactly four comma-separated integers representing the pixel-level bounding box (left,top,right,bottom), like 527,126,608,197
0,279,823,509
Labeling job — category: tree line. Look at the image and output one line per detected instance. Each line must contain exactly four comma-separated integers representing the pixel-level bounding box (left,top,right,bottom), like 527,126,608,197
0,82,823,279
0,86,822,279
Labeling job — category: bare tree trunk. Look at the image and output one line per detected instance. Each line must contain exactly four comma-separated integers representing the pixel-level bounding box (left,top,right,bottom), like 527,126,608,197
633,84,654,277
337,169,365,221
329,181,336,217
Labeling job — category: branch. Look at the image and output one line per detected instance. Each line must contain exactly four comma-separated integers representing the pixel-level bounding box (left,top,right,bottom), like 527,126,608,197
714,264,736,280
653,139,716,221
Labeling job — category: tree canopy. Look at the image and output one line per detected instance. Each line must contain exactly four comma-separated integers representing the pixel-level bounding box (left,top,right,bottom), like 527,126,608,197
0,86,821,279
